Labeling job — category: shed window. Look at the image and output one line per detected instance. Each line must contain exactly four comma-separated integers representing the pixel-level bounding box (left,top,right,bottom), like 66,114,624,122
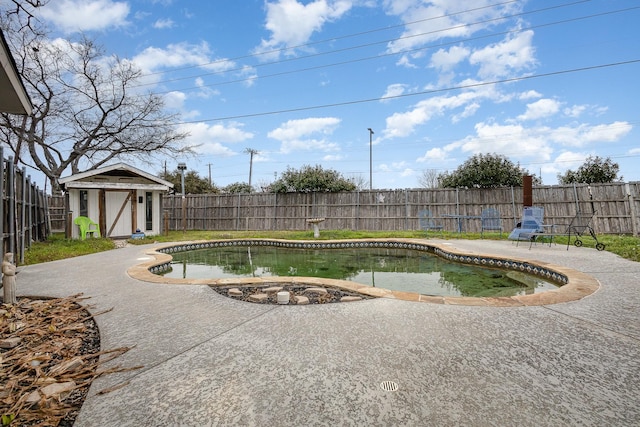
79,190,88,217
145,192,153,231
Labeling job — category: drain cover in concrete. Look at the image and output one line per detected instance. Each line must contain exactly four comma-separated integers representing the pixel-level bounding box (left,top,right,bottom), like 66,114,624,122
380,381,399,392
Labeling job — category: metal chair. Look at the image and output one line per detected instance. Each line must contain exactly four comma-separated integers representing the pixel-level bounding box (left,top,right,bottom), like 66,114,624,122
418,210,444,236
480,208,502,238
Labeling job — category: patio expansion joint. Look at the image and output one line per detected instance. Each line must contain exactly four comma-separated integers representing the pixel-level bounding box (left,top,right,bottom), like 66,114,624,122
541,305,640,344
96,304,279,391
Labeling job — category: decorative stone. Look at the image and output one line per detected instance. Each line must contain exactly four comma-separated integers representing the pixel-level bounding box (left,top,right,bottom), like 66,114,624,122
263,286,284,294
340,296,363,302
0,337,21,349
228,288,243,297
303,287,328,295
293,296,309,305
248,293,268,302
40,381,76,398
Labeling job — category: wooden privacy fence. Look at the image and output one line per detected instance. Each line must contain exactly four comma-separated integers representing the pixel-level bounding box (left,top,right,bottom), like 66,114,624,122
1,147,51,265
160,182,640,236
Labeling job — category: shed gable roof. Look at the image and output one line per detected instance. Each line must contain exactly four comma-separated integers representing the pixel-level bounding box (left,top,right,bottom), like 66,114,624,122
59,163,174,191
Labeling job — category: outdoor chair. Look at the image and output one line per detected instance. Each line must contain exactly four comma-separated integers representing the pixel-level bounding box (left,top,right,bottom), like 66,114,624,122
480,208,503,238
74,216,100,240
418,209,444,236
508,206,544,242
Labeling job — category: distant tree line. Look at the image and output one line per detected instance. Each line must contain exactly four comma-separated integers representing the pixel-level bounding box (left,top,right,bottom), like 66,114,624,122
420,153,621,189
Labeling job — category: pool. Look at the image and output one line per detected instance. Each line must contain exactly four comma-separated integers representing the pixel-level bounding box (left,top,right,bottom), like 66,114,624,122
128,238,598,306
160,245,559,298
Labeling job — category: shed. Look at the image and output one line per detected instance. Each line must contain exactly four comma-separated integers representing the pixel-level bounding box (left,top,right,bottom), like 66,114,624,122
59,163,174,239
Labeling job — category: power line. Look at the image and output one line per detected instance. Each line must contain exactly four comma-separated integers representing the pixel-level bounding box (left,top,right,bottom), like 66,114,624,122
151,4,636,96
137,0,528,80
140,0,596,90
178,59,640,123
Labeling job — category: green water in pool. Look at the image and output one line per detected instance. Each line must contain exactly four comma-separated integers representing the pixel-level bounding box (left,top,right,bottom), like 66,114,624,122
161,245,558,298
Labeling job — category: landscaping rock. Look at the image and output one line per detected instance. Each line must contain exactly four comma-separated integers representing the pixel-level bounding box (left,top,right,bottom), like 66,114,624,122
228,288,243,297
248,293,269,302
293,296,309,305
340,296,363,302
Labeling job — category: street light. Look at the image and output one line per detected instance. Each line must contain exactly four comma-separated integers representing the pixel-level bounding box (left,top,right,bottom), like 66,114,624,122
177,163,187,196
368,128,374,191
177,162,187,232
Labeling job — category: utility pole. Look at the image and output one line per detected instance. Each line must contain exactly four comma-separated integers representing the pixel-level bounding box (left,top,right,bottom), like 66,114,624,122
208,163,212,186
244,148,258,191
368,128,374,191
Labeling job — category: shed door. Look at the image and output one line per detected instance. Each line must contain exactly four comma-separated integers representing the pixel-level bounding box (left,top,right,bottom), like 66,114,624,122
105,191,133,237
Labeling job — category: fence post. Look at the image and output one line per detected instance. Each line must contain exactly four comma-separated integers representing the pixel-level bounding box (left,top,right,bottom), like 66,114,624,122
7,158,16,256
0,148,4,273
626,183,638,236
18,168,27,263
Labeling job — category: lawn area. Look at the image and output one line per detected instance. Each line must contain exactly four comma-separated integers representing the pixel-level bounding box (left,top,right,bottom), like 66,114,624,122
22,229,640,265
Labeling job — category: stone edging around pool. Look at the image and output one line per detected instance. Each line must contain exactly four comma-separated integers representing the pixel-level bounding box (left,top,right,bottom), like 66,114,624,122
126,238,600,307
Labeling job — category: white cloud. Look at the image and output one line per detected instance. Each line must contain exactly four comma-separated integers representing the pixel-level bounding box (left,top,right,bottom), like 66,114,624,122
39,0,130,33
382,89,494,139
517,98,561,121
163,91,187,110
547,121,632,147
429,45,470,72
564,105,585,118
153,18,175,29
551,151,591,175
133,42,235,74
396,55,418,68
452,102,480,123
380,84,408,102
469,30,536,79
385,0,523,54
268,117,341,153
519,90,542,100
254,0,353,59
179,122,254,156
417,147,448,162
457,122,553,161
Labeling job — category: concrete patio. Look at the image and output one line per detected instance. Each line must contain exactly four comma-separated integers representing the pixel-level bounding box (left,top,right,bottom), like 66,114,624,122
15,239,640,426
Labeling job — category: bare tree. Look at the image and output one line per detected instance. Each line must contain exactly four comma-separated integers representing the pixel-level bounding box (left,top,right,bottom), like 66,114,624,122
0,22,189,193
418,169,440,188
348,174,368,191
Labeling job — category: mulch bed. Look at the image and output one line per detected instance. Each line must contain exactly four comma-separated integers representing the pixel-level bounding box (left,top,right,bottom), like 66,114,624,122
0,295,137,426
211,283,375,304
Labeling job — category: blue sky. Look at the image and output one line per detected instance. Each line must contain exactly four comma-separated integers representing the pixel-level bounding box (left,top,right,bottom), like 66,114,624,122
32,0,639,189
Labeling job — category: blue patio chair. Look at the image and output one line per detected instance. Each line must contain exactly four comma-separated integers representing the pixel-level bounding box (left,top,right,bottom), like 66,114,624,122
481,208,503,238
418,209,444,236
508,206,544,242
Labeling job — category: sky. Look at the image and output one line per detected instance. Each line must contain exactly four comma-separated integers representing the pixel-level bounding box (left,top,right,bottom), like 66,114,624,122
25,0,640,190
